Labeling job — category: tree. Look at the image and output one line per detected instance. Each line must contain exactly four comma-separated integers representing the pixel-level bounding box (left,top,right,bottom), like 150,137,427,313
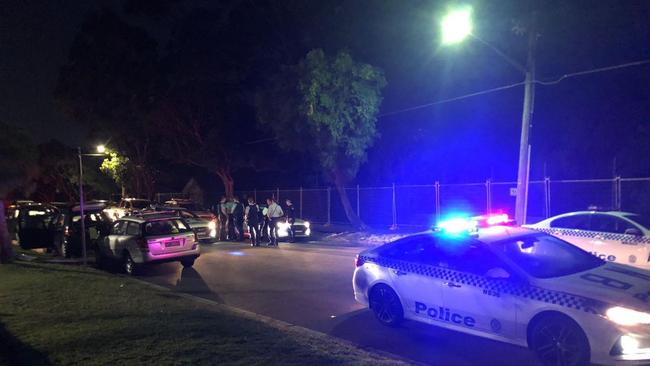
257,49,386,228
0,122,37,263
100,150,130,197
55,10,160,199
152,8,252,198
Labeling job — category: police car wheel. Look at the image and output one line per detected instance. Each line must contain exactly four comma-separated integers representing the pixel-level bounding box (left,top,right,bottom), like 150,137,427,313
369,284,403,327
530,314,590,366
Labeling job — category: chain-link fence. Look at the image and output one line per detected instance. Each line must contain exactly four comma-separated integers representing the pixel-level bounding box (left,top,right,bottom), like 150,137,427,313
212,177,650,227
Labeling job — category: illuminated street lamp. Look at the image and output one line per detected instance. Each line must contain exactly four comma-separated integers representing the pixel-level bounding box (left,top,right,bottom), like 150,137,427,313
440,6,473,45
440,6,537,225
78,144,109,265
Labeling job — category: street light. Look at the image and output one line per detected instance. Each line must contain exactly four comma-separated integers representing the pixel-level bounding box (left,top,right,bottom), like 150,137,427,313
440,7,537,225
440,6,473,45
78,144,108,266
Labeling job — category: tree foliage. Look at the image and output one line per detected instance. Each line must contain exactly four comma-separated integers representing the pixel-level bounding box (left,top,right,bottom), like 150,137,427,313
257,49,386,227
100,150,130,193
55,10,160,198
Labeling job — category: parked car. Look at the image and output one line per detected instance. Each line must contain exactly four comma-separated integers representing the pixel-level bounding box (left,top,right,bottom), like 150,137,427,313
95,214,200,275
53,203,113,258
11,203,60,250
143,206,217,242
105,198,152,220
524,210,650,269
163,199,215,220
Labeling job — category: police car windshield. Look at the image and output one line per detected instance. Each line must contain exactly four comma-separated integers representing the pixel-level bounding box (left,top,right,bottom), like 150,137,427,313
491,233,604,279
131,200,151,209
624,214,650,230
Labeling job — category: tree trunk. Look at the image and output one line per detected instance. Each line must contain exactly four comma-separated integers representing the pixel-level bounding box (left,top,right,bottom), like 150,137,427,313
0,201,13,263
216,168,234,198
332,168,366,230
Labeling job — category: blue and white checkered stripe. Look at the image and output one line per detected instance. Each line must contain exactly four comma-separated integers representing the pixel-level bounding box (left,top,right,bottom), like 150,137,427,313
531,227,650,244
364,256,608,315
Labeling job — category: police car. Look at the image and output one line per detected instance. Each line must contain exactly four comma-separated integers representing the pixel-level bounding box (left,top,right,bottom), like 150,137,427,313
353,216,650,366
524,211,650,270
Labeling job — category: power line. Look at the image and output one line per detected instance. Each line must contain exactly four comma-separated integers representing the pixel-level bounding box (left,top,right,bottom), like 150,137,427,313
534,59,650,86
378,81,526,118
379,58,650,118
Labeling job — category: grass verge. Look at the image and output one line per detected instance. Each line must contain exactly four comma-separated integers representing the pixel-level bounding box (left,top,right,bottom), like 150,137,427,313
0,262,405,366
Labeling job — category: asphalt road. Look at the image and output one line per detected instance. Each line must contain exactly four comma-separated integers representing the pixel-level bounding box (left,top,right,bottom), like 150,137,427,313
137,240,542,366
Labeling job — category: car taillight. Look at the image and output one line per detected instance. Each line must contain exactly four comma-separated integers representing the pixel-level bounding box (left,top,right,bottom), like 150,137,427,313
136,237,149,251
355,255,364,268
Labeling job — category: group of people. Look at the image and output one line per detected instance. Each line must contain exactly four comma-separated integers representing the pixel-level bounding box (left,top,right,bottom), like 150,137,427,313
212,196,296,246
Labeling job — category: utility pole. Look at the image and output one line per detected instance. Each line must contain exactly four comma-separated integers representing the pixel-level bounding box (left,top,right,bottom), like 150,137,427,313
78,147,87,266
514,12,537,226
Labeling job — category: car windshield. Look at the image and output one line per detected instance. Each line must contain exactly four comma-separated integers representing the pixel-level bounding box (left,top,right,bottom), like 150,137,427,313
143,219,190,236
490,233,604,279
624,214,650,230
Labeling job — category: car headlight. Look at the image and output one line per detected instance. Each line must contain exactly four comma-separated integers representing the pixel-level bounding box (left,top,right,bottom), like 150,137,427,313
607,307,650,326
304,221,310,228
276,222,290,229
208,221,216,230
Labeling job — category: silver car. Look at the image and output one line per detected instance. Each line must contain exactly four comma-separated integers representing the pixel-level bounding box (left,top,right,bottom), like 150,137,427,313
96,215,200,275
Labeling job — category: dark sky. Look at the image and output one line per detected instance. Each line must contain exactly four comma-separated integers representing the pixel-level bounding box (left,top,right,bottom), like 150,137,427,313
2,0,649,185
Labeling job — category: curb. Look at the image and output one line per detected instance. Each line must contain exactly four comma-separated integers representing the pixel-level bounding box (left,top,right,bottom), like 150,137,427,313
130,277,424,366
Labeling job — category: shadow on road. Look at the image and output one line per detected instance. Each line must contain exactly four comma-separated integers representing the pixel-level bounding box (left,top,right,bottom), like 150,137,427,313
174,267,224,303
329,309,540,366
0,320,52,366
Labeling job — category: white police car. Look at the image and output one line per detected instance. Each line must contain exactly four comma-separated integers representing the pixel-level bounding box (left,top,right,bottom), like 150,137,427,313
524,211,650,270
353,218,650,366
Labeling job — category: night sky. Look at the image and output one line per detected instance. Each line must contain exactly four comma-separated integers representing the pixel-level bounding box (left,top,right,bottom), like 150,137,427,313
2,0,649,187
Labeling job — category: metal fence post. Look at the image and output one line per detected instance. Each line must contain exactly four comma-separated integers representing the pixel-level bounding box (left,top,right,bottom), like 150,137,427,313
544,177,551,218
254,188,257,202
327,187,331,225
299,186,303,218
485,179,491,214
435,181,441,223
391,183,397,229
276,188,280,202
356,184,360,217
614,176,622,211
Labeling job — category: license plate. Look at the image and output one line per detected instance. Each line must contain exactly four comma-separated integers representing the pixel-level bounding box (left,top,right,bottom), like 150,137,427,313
165,240,180,247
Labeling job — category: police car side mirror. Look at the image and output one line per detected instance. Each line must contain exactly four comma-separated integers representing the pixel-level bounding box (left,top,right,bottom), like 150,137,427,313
625,228,643,237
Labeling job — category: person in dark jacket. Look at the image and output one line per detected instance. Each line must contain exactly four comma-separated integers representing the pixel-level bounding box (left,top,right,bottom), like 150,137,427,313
216,196,228,241
245,197,261,246
232,197,245,241
284,199,296,243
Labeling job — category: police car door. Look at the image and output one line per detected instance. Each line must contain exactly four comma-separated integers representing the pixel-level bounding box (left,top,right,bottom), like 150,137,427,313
588,214,646,266
382,236,445,322
439,241,519,339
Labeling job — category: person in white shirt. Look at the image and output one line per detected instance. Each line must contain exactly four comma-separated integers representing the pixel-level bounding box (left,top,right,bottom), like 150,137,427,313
266,197,284,246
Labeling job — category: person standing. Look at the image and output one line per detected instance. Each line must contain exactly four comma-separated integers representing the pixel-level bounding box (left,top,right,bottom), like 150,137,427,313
217,196,228,241
245,197,261,246
260,204,270,244
284,199,296,243
266,197,284,246
232,197,245,241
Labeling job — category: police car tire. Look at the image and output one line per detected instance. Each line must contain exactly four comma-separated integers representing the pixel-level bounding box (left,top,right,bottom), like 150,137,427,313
529,314,590,366
369,284,404,327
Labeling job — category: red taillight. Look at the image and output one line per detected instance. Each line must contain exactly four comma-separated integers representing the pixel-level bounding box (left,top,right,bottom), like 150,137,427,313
355,255,365,268
136,237,149,251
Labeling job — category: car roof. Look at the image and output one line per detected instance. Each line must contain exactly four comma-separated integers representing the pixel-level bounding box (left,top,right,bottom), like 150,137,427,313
547,211,639,219
119,214,181,223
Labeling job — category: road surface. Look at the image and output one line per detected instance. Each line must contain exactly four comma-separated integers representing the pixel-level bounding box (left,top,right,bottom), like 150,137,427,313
138,241,541,366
